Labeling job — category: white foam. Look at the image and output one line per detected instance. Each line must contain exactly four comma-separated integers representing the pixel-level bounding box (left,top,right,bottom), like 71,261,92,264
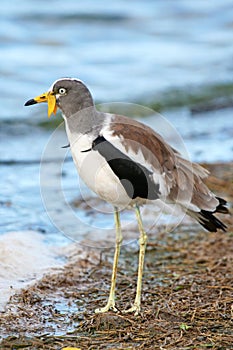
0,231,63,311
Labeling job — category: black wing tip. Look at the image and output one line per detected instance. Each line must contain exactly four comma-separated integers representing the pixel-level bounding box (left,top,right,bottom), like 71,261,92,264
196,196,229,233
199,209,227,232
24,99,37,106
215,196,229,214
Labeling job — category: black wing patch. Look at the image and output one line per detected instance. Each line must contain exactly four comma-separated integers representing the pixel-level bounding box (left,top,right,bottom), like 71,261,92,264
92,135,160,200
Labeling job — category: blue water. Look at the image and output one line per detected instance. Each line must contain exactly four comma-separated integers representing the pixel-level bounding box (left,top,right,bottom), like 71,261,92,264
0,0,233,237
1,0,233,119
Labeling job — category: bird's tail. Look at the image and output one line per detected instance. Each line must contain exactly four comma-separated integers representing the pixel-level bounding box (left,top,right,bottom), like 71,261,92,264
187,197,229,232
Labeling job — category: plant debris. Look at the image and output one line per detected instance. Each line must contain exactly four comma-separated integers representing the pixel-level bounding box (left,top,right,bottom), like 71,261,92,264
0,163,232,349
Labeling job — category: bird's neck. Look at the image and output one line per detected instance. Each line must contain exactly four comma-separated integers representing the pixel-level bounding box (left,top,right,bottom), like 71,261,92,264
63,106,104,140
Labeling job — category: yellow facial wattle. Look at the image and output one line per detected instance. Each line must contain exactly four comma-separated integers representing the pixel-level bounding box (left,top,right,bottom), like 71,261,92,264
47,93,57,117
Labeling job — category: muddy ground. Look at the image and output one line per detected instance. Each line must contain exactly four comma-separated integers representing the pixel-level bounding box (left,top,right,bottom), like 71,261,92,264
0,162,232,350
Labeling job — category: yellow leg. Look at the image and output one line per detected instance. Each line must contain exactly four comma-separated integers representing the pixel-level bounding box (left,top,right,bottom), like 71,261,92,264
123,205,147,316
95,208,122,313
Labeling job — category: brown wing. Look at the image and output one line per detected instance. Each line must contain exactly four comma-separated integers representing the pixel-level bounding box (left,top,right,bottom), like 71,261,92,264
109,114,218,212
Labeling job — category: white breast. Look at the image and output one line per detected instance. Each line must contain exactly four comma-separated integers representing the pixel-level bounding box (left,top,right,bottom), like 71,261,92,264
65,128,132,208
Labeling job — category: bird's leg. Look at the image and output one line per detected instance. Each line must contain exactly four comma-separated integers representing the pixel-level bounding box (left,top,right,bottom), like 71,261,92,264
123,205,147,316
95,208,122,313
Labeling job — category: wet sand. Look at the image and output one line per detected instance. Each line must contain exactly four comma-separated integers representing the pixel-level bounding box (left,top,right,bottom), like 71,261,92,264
0,162,232,349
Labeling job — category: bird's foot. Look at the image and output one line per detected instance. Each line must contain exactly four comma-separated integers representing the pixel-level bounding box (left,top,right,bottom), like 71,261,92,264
95,300,118,314
122,303,141,316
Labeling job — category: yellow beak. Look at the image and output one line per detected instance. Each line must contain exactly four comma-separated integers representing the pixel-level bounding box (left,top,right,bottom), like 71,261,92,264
25,91,57,118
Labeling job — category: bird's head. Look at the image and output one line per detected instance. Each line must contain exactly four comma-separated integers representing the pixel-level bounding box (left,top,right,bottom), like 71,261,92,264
25,78,94,118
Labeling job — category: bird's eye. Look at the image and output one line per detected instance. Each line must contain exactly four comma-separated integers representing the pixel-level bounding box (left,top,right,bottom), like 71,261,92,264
58,88,66,95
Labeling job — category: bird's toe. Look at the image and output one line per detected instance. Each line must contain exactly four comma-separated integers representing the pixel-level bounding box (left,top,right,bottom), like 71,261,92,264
122,304,141,316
